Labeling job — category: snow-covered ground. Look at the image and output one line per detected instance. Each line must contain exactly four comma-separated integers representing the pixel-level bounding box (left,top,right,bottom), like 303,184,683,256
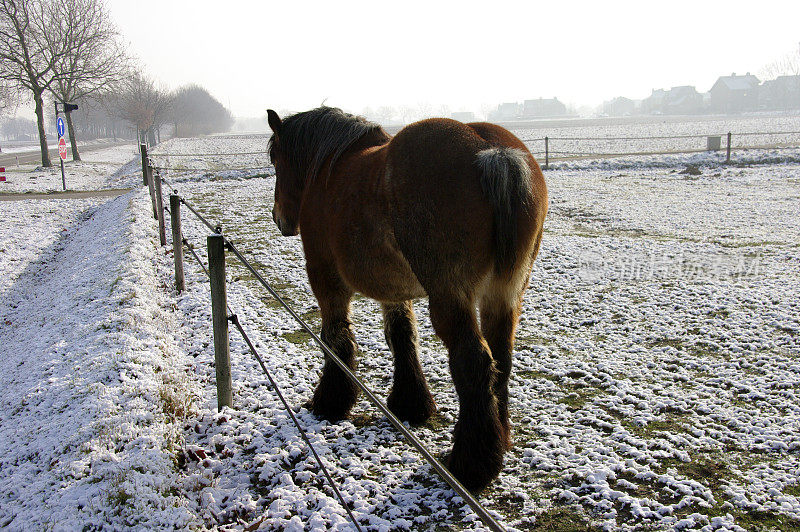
1,132,798,531
0,143,141,193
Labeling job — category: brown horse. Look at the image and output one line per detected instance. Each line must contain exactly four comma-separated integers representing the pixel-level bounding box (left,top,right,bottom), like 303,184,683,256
267,106,547,491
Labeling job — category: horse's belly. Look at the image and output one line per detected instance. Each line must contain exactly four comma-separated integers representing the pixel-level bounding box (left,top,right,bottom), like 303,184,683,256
337,242,426,302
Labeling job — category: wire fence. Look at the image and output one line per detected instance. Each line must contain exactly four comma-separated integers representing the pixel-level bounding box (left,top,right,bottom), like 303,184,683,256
517,129,800,165
146,127,800,174
152,168,506,531
140,125,800,528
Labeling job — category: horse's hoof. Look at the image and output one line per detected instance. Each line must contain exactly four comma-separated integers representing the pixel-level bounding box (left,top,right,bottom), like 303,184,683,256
387,388,436,425
444,447,502,493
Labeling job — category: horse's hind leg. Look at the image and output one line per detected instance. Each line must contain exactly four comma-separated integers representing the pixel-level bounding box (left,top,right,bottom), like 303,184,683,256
383,301,436,424
429,297,504,492
480,291,523,451
308,282,360,421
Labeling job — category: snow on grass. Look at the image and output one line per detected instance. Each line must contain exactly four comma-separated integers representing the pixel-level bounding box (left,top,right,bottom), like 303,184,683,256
0,127,798,530
0,190,201,529
0,144,141,193
147,139,799,531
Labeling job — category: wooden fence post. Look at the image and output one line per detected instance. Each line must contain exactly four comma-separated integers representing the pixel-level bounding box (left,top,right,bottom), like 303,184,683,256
140,143,149,186
170,194,185,292
142,144,158,219
544,136,549,169
208,234,233,410
153,170,167,246
726,132,732,164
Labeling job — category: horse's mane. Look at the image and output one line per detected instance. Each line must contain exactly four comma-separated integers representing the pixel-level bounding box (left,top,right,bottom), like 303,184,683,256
269,106,387,182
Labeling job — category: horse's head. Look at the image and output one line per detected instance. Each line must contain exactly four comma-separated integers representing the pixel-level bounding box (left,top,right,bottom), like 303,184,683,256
268,109,301,236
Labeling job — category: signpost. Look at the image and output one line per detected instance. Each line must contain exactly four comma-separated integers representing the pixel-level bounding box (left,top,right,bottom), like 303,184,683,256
54,103,77,191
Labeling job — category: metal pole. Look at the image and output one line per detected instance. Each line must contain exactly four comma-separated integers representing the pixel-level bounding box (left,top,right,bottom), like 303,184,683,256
545,136,549,169
170,194,185,292
726,132,732,164
208,234,233,410
56,102,65,190
154,170,167,246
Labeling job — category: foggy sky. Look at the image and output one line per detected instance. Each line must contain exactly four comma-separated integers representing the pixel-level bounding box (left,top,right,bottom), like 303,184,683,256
108,0,800,117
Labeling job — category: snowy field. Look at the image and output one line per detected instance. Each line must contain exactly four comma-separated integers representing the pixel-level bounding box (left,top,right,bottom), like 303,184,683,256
1,123,799,530
0,143,142,193
513,115,800,159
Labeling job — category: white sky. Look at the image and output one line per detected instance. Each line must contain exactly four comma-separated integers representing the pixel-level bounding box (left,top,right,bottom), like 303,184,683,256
106,0,800,118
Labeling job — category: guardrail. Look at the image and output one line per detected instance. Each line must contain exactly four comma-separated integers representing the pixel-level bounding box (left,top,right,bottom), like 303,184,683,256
140,145,506,531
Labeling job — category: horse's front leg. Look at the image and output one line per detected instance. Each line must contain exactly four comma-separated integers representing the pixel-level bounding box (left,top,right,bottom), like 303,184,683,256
307,271,359,421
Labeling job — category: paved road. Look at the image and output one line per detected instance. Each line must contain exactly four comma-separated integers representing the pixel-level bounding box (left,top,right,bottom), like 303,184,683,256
0,188,132,201
0,141,131,168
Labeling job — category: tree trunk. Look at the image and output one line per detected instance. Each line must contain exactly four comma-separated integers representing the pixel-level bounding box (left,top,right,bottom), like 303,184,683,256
65,111,81,161
147,127,156,146
34,91,52,167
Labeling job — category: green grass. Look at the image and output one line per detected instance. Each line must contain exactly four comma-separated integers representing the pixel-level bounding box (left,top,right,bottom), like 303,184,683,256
282,329,312,345
517,370,559,382
527,506,598,531
784,484,800,497
558,387,605,411
627,412,692,438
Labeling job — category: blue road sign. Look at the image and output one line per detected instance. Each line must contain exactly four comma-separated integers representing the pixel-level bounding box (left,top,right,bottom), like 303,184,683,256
57,117,65,138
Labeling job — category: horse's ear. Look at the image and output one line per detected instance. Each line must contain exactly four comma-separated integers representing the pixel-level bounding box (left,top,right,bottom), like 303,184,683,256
267,109,282,134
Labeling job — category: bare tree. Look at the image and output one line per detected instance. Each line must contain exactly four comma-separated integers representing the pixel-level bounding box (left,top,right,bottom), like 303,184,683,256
0,78,20,116
0,0,69,166
1,115,37,140
761,43,800,79
415,101,435,119
170,84,233,137
48,0,127,160
399,105,417,124
375,105,396,124
113,69,172,146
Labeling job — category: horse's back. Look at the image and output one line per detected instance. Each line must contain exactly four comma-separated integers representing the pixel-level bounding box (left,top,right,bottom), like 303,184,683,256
384,119,546,301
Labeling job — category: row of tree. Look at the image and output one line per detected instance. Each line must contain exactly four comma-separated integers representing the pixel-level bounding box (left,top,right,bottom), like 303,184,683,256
1,0,233,166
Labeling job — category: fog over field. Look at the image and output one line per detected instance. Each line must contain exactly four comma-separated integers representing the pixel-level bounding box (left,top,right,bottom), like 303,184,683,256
91,1,800,117
2,2,800,531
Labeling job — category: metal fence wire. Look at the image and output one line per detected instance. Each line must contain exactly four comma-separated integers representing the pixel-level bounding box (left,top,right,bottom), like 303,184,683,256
144,124,800,528
157,173,506,532
147,128,800,174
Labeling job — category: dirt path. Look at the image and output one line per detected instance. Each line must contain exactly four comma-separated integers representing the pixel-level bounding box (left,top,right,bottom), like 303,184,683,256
0,188,132,201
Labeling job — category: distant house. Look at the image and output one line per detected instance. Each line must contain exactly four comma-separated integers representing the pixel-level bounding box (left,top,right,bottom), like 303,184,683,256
759,75,800,111
643,86,702,115
522,97,567,118
450,111,476,122
642,89,668,115
603,97,636,116
489,102,522,122
709,73,760,113
664,86,703,114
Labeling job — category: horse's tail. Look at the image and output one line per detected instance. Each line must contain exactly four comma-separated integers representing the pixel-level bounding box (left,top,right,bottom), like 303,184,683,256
475,147,533,276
